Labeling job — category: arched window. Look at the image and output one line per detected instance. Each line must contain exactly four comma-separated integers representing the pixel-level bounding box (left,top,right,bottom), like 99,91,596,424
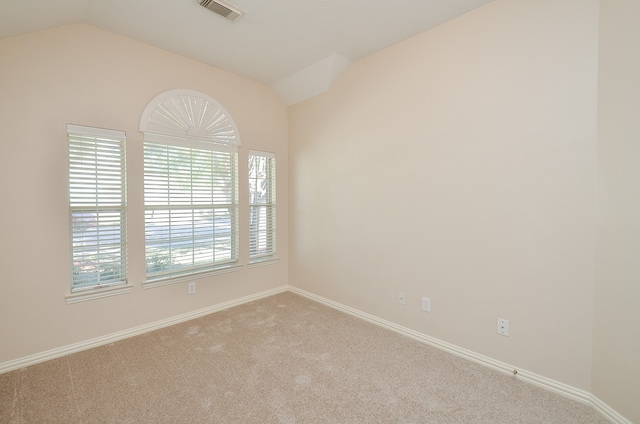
140,89,241,286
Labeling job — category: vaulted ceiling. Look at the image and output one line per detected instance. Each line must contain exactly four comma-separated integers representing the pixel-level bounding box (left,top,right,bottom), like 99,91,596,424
1,0,495,104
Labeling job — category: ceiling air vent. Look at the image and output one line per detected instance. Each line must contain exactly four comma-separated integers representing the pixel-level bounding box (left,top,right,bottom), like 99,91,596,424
198,0,244,22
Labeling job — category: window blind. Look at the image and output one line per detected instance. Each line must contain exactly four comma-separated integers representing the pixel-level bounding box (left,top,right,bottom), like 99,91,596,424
144,142,238,280
68,124,127,291
248,151,276,261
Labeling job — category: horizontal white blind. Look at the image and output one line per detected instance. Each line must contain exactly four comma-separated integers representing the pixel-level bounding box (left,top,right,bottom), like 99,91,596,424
249,152,276,261
144,142,238,280
68,125,127,290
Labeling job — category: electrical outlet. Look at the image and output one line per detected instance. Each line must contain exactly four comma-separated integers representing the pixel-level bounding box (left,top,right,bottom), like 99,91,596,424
188,282,196,295
421,297,431,312
497,318,509,336
398,291,406,305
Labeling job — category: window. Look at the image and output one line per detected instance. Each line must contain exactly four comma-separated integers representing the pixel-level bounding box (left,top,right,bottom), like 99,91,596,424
144,143,238,281
249,151,276,263
140,89,241,285
68,124,127,291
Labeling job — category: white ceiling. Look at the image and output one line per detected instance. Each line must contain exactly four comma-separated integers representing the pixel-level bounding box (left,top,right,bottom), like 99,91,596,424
0,0,495,102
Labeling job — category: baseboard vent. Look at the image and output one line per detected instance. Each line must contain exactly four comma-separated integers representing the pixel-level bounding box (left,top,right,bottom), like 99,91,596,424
198,0,244,22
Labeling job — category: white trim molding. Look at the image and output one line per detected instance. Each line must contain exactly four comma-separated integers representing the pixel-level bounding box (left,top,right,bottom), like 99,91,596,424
248,257,280,268
142,264,243,290
286,286,633,424
1,286,287,374
66,284,133,304
2,284,633,424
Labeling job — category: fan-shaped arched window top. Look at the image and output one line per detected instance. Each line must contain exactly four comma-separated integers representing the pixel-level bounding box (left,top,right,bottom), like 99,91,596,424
139,89,240,150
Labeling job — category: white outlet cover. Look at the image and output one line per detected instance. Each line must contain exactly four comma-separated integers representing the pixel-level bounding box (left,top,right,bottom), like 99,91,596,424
421,297,431,312
497,318,509,336
188,282,196,295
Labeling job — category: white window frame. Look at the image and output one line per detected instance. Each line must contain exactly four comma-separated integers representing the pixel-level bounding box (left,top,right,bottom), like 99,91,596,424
140,89,242,288
248,150,278,266
66,124,131,304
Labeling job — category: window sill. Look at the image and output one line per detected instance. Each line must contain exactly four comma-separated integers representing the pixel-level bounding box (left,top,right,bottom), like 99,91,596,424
143,263,243,289
248,256,280,268
66,283,132,304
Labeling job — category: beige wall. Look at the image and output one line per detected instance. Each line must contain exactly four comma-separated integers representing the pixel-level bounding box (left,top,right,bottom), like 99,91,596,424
2,2,639,422
594,1,640,422
0,24,288,363
289,0,599,391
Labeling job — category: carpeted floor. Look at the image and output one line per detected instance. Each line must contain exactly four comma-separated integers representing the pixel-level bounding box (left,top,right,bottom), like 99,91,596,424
0,291,610,423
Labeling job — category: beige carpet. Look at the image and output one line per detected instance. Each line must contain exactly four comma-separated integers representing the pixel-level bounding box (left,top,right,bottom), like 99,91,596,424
0,292,609,423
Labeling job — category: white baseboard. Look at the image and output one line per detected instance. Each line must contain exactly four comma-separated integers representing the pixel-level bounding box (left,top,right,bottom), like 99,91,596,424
286,286,633,424
0,284,632,424
0,286,288,374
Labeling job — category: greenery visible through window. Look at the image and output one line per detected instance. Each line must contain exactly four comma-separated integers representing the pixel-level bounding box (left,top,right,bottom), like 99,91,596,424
68,125,127,290
249,151,276,262
144,142,238,280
